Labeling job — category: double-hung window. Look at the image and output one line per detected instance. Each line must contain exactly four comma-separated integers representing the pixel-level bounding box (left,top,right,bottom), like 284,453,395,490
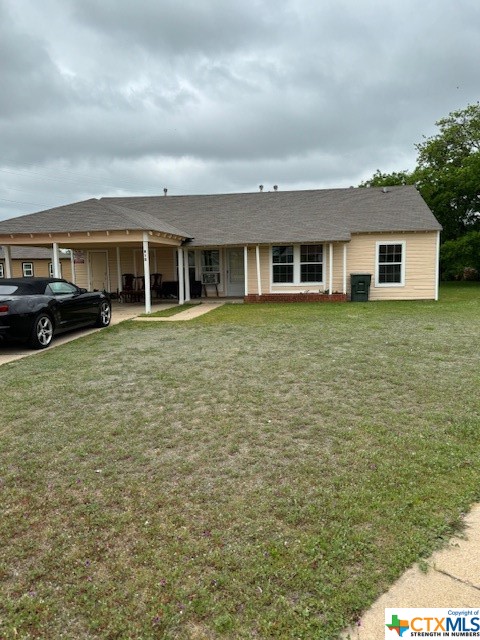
272,246,294,283
272,244,324,284
0,263,4,278
22,262,34,277
376,242,405,286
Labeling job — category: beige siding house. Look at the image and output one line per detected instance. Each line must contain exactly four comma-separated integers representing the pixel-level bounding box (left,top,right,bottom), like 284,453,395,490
0,186,441,310
0,246,73,280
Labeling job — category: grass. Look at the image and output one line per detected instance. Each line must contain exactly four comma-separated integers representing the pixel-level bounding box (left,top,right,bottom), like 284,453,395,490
140,303,202,318
1,283,479,639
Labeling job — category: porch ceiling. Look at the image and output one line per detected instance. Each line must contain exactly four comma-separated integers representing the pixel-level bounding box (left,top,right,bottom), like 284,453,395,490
0,229,183,250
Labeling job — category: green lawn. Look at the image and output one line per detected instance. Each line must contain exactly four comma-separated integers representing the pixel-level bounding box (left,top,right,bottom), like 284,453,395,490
1,284,479,639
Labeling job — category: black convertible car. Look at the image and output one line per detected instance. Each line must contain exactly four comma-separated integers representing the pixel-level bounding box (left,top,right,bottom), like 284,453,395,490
0,278,111,349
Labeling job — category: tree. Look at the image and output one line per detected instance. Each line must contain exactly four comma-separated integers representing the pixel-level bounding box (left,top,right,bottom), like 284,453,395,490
361,103,480,241
359,169,414,188
440,230,480,280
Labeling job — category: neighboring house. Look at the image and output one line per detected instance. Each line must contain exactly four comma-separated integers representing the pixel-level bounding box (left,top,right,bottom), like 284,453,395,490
0,246,72,280
0,186,442,310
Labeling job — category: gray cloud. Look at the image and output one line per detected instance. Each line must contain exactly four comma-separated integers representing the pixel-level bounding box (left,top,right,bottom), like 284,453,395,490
1,0,479,220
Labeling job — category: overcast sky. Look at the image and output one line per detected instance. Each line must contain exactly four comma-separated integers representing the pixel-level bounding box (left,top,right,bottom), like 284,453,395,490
1,0,479,220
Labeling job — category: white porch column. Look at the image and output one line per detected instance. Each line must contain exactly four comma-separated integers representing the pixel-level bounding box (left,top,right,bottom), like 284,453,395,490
255,245,262,296
70,250,76,284
244,245,248,296
52,243,61,278
342,243,347,294
142,233,152,314
2,245,12,278
329,243,333,293
183,248,191,302
116,246,122,294
177,246,185,304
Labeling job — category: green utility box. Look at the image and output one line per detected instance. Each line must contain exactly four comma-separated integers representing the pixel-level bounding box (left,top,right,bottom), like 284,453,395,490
350,273,372,302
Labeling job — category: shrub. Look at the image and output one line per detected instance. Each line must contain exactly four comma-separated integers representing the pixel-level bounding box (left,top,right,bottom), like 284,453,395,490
440,231,480,280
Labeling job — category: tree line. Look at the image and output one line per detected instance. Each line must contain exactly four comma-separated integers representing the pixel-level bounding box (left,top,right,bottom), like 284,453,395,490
360,103,480,280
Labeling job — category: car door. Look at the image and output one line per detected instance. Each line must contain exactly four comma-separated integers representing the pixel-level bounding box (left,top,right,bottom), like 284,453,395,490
46,281,92,326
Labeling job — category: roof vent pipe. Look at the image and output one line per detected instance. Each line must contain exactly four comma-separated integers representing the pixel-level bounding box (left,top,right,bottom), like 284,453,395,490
259,185,264,192
273,185,278,191
163,188,168,196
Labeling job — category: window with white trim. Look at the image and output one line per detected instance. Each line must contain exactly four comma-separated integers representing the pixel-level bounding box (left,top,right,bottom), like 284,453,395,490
376,242,405,286
201,250,220,283
272,245,294,283
0,263,4,278
22,262,34,277
300,244,323,282
272,244,324,284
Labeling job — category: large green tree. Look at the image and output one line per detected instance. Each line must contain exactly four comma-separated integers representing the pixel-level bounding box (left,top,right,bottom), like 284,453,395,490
361,103,480,241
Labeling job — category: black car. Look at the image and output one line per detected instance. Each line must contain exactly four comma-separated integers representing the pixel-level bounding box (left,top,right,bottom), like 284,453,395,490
0,278,111,349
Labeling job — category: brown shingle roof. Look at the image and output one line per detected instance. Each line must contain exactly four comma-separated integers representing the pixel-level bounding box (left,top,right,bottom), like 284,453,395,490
0,186,441,245
0,246,70,260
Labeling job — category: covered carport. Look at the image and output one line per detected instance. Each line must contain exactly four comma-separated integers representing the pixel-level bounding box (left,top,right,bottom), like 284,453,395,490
0,199,193,314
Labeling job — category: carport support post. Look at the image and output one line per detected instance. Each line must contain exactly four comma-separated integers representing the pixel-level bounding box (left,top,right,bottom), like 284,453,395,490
177,247,185,305
244,245,248,296
2,245,12,278
256,245,262,296
142,234,151,314
183,248,191,302
52,243,61,278
329,243,333,293
116,247,122,295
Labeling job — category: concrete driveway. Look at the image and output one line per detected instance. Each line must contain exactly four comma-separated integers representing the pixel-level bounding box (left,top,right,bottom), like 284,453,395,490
0,302,175,366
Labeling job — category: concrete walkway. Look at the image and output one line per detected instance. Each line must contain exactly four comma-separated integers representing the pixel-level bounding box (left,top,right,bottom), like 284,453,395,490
342,503,480,638
134,302,225,321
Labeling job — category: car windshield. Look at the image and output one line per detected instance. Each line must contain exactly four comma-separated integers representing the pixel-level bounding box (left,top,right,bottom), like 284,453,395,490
0,285,19,295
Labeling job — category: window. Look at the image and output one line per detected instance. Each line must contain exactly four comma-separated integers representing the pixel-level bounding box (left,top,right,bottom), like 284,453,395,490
201,250,220,283
272,244,324,284
272,245,294,283
45,281,78,296
0,263,4,278
376,242,405,286
300,245,323,282
22,262,34,277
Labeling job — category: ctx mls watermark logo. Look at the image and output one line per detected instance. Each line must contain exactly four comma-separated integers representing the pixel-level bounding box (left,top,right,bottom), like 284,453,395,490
385,613,409,637
385,608,480,639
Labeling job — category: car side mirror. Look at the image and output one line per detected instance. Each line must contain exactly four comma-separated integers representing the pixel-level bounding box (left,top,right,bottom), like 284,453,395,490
78,287,88,294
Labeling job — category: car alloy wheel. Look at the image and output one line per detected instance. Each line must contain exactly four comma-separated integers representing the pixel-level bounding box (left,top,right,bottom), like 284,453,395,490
96,301,111,327
30,314,54,349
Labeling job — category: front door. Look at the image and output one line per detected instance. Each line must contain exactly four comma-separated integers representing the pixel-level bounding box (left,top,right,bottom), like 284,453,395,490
89,251,109,291
226,248,245,297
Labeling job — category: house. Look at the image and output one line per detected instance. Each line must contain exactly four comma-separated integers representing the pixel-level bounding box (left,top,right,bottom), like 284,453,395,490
0,186,441,311
0,246,73,280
